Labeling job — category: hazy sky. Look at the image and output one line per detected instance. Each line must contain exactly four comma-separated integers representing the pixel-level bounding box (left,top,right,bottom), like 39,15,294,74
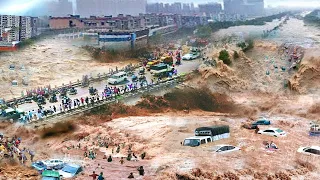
148,0,320,8
0,0,319,16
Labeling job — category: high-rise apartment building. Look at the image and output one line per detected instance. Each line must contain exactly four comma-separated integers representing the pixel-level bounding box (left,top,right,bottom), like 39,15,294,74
0,15,38,42
198,3,222,16
76,0,146,17
147,2,194,15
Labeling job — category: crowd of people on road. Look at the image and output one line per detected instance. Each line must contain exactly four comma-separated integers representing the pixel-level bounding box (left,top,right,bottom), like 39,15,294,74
17,73,181,124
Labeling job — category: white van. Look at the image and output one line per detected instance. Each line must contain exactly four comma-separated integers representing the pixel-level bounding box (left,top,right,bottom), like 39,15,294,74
107,72,128,85
183,136,213,147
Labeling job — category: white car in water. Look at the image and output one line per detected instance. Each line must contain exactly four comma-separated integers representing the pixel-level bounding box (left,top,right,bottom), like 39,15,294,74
211,145,241,153
297,146,320,156
257,128,287,137
42,159,65,169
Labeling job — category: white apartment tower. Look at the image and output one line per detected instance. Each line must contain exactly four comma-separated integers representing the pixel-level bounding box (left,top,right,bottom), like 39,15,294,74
0,15,38,42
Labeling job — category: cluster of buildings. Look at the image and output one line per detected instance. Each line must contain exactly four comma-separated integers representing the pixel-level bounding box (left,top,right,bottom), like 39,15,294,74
48,0,146,17
0,15,38,47
0,0,266,50
146,2,197,16
49,13,210,30
48,13,210,50
147,0,265,19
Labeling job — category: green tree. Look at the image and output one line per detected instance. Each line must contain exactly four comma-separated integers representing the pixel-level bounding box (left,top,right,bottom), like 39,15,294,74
219,50,232,65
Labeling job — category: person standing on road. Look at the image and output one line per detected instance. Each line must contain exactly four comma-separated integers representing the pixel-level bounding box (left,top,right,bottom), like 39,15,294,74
81,97,84,105
28,111,32,121
85,97,89,105
53,105,56,113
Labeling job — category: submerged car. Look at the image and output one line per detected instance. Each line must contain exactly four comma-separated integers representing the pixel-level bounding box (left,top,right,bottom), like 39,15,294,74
42,170,60,180
32,161,47,172
252,117,271,126
211,145,241,153
43,159,65,170
297,146,320,156
257,128,286,137
58,164,82,178
183,136,213,147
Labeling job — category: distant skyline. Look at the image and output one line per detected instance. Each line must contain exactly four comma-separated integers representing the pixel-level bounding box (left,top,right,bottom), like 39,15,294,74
0,0,319,17
147,0,320,8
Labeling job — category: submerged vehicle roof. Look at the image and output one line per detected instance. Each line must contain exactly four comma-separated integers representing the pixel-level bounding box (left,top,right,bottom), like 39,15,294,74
42,170,60,177
185,136,212,140
195,125,230,132
195,125,230,136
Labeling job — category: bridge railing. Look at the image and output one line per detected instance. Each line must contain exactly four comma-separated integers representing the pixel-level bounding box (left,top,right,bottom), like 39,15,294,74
26,72,192,124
